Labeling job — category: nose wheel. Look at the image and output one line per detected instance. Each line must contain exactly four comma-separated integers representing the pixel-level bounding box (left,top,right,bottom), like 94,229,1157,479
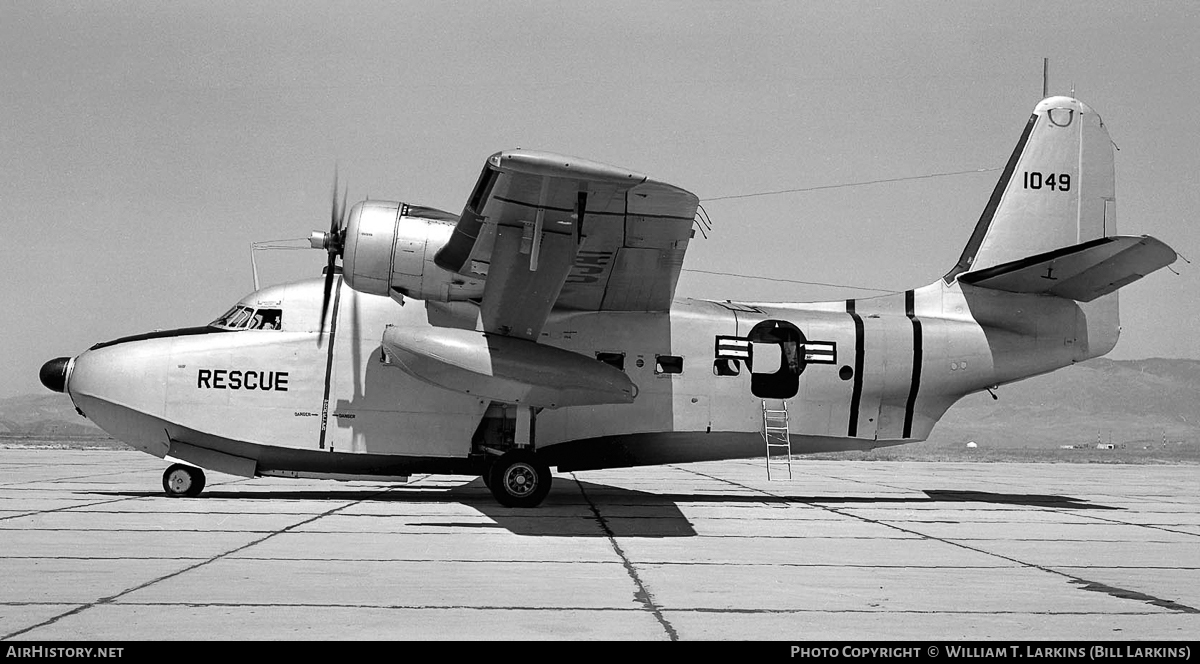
162,463,206,497
487,450,551,508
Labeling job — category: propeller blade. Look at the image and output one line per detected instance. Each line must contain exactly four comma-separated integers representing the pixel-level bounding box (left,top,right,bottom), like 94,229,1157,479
319,254,336,342
330,167,341,236
318,168,345,343
338,184,349,233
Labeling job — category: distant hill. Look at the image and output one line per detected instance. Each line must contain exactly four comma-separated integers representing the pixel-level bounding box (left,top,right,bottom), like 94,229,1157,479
4,358,1198,454
0,393,107,437
925,357,1200,450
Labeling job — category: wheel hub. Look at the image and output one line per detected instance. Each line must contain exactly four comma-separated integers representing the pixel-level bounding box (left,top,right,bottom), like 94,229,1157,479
505,464,536,497
167,471,191,493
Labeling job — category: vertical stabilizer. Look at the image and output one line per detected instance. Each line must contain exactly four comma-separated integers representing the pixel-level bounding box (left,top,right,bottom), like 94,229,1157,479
946,96,1115,281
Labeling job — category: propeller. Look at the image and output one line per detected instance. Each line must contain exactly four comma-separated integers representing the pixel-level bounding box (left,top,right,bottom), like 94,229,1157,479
310,171,349,339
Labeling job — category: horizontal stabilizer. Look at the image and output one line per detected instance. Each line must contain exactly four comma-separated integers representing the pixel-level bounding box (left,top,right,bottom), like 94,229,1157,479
958,235,1176,301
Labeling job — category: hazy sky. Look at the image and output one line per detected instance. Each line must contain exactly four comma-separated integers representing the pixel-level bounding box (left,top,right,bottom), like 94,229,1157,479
3,1,1197,399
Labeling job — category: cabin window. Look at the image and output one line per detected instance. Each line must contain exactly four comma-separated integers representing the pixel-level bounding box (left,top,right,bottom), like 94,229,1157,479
713,359,741,376
655,355,683,374
595,352,625,371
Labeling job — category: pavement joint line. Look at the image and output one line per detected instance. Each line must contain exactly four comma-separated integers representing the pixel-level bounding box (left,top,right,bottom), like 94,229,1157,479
0,475,258,522
3,555,1194,569
0,468,146,488
6,525,1192,544
0,556,630,565
1035,510,1200,540
572,472,679,641
0,497,145,522
673,465,1200,615
0,600,1176,616
0,485,402,640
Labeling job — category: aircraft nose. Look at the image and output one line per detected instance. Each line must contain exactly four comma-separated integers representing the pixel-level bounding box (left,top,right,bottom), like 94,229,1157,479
39,357,73,393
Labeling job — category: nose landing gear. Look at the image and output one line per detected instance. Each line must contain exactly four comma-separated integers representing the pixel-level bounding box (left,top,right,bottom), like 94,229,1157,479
163,463,206,497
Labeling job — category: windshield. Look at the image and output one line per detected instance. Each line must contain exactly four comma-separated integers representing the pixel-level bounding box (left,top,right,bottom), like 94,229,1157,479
210,305,283,330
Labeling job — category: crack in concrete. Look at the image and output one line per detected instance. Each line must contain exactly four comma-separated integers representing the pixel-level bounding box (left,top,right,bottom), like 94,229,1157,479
573,474,678,641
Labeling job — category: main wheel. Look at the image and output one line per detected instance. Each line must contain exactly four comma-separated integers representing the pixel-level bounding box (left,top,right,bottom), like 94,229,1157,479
487,450,551,508
162,463,206,498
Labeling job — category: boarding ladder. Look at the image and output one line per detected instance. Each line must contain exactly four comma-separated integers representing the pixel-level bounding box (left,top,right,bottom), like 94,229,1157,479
762,400,792,480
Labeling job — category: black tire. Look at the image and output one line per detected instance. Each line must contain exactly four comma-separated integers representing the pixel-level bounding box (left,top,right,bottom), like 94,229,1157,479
162,463,206,498
487,450,551,508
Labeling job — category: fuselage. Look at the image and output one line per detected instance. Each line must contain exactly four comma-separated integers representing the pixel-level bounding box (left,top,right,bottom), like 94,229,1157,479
51,275,1112,479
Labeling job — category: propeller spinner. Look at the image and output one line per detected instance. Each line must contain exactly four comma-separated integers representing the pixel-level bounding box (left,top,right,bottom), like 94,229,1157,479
310,174,349,337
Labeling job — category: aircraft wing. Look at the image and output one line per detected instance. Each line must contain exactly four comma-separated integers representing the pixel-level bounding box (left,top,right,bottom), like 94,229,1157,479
434,150,699,340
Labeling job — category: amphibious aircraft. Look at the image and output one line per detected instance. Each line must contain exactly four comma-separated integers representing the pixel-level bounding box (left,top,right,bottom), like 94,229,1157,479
40,96,1177,507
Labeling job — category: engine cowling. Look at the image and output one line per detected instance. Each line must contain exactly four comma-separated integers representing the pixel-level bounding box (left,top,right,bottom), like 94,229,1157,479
341,201,485,303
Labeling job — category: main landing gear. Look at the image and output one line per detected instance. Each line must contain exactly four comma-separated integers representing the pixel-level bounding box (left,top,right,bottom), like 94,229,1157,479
162,463,206,497
473,404,553,507
486,449,552,508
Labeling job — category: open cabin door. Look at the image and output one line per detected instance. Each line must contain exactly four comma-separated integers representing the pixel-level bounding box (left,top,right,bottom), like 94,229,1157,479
747,320,802,400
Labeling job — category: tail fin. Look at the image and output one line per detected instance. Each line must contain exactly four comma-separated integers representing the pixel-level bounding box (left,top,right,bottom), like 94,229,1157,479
946,96,1117,281
946,96,1176,359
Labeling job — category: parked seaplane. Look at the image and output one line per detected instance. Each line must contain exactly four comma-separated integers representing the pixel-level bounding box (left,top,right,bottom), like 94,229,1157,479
40,96,1177,507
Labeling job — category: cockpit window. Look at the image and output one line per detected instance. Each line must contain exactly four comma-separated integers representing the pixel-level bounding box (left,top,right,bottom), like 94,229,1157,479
211,306,246,328
253,309,282,330
228,307,255,328
210,306,283,330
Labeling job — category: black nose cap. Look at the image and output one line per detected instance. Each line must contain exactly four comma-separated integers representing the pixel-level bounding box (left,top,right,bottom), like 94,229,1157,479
40,357,71,393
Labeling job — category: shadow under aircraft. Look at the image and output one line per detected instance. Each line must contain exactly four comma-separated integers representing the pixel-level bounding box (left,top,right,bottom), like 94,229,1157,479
86,478,1120,538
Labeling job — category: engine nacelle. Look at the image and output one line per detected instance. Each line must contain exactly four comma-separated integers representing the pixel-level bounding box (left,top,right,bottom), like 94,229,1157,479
341,201,485,303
